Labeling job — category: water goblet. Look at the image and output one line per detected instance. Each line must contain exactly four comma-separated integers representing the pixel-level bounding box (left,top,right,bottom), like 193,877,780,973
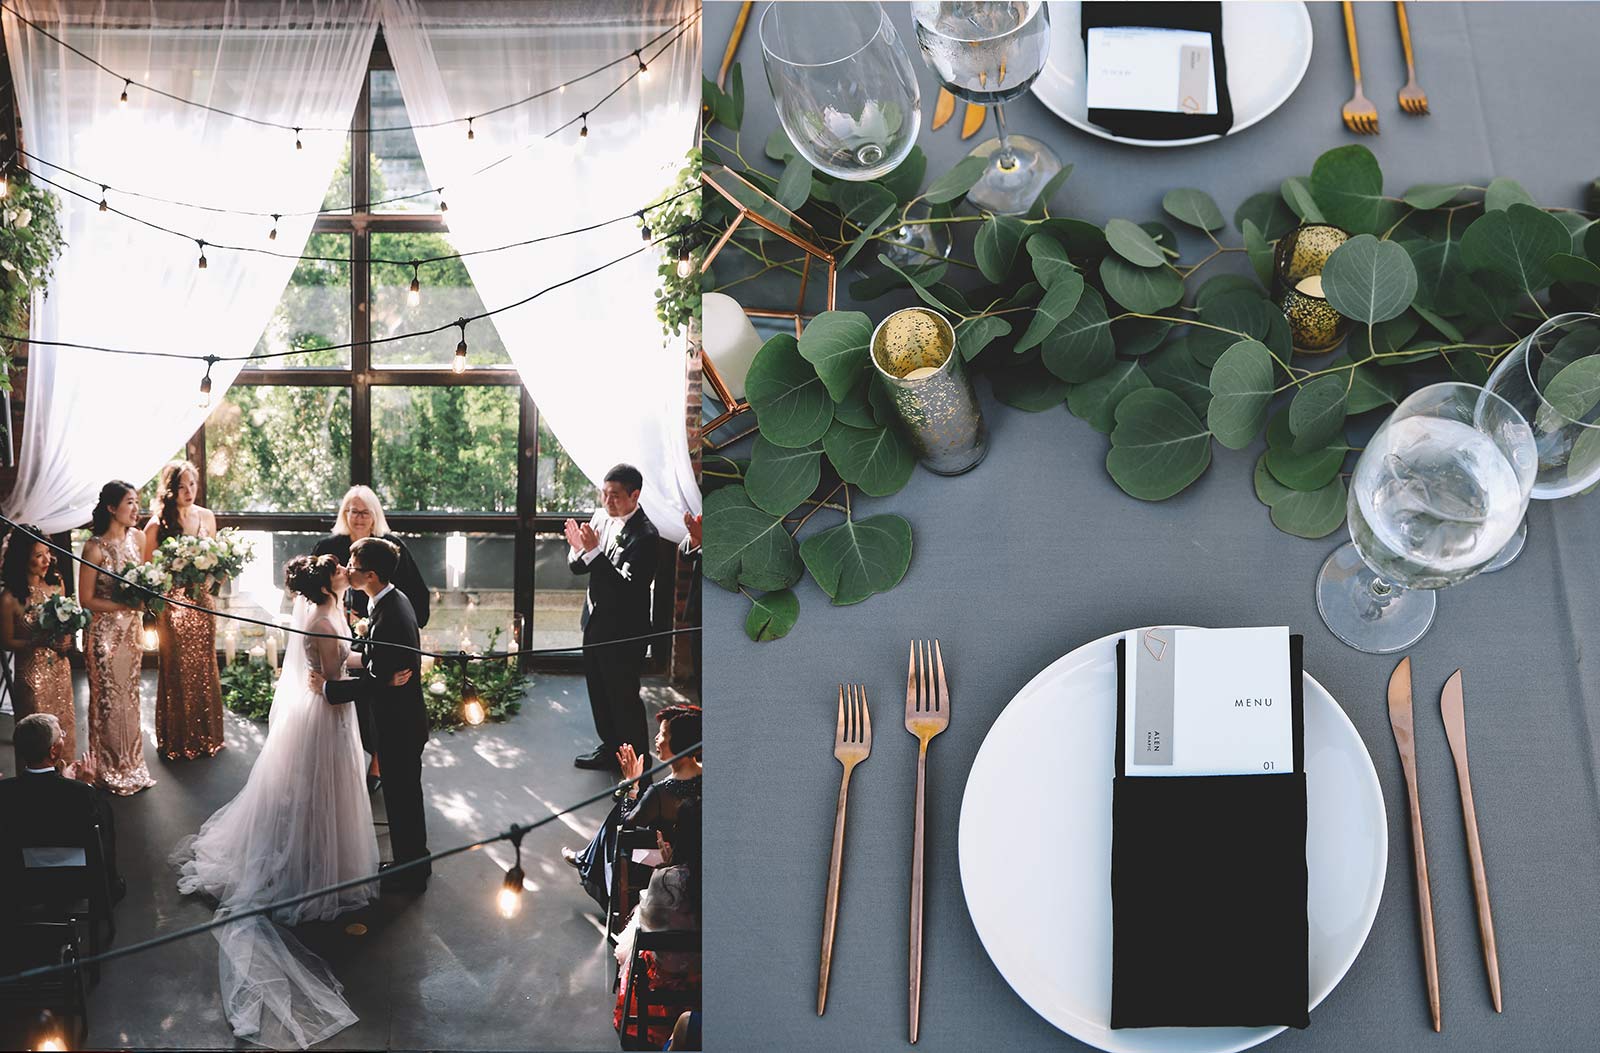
1316,383,1537,654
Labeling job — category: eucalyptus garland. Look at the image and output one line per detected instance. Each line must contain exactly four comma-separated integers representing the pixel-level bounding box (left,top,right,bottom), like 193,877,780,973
642,148,704,339
705,65,1599,642
0,169,65,393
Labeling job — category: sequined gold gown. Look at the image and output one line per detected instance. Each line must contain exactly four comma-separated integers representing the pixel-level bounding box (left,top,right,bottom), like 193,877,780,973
15,582,77,753
86,530,156,795
155,555,225,760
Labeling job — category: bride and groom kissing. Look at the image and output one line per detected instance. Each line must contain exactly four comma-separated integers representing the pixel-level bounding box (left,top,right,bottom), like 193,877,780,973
173,536,432,1048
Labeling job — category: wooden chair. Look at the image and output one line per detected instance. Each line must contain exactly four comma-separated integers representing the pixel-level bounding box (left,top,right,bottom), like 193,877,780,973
16,821,117,964
617,929,701,1051
607,825,661,947
0,917,91,1046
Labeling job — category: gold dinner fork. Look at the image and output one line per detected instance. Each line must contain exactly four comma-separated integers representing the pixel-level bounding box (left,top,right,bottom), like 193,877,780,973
1341,1,1379,134
817,683,870,1016
906,640,950,1044
1395,2,1430,115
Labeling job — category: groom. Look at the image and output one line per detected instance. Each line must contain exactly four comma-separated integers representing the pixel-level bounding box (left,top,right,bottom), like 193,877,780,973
311,537,431,893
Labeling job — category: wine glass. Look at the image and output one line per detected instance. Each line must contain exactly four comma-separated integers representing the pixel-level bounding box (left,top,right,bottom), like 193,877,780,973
1316,383,1537,654
911,2,1062,216
1476,312,1600,571
760,2,922,181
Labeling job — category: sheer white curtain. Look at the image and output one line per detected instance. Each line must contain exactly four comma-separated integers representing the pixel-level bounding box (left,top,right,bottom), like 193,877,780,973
2,0,377,534
379,0,700,541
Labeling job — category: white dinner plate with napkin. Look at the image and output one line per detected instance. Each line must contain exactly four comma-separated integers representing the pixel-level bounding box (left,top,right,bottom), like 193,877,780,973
958,626,1387,1053
1030,1,1314,148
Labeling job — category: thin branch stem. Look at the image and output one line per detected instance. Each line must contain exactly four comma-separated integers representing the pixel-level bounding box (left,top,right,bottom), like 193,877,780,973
790,482,846,534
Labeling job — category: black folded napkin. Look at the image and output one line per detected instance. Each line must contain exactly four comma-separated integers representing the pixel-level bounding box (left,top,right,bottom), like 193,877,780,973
1081,2,1234,141
1110,635,1308,1030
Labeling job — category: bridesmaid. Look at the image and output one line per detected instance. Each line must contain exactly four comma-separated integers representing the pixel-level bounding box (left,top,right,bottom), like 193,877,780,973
80,480,156,795
0,526,77,753
144,460,225,760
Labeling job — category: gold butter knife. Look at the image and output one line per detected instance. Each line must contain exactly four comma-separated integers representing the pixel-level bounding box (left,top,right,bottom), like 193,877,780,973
960,103,986,139
1440,670,1503,1012
1388,656,1442,1032
932,88,956,131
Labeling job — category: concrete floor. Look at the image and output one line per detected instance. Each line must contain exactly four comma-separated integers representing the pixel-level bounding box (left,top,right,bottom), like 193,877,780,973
1,669,693,1051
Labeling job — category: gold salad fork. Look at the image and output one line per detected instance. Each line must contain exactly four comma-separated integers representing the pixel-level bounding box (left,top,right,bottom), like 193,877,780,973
817,684,871,1015
1341,2,1379,134
1395,2,1431,115
906,640,950,1044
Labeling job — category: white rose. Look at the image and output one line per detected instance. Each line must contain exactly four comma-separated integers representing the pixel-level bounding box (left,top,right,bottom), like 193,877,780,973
193,552,217,570
0,259,13,272
16,209,30,229
171,556,190,571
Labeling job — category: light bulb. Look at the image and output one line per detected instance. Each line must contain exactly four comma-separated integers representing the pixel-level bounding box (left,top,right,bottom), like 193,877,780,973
466,119,475,142
197,241,208,270
119,79,130,105
199,375,213,410
36,1039,64,1052
143,626,159,650
408,278,421,306
269,214,280,241
637,52,650,80
99,186,108,212
294,128,303,151
453,341,468,374
463,697,486,726
677,252,692,279
497,865,525,918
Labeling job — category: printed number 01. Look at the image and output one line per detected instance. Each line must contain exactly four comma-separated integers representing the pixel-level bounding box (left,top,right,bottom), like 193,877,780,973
1262,760,1275,771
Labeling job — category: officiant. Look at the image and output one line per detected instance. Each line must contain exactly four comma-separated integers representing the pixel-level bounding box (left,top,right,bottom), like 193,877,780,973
312,485,432,792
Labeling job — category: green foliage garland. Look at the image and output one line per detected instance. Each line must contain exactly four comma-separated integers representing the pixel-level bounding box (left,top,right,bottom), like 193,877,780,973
422,628,527,732
703,64,1600,642
0,171,65,392
643,148,704,338
220,659,276,721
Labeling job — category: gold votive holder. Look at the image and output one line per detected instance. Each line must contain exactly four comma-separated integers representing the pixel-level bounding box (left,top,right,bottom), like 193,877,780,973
1274,223,1351,352
869,307,987,475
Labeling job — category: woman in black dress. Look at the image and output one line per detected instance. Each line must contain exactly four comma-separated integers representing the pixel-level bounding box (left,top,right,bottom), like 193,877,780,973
311,485,431,790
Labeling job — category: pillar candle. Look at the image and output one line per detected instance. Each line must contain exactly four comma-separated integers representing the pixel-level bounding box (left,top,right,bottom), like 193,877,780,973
702,292,762,402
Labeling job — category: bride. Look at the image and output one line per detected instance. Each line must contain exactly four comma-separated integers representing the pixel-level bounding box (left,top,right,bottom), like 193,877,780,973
173,554,405,1049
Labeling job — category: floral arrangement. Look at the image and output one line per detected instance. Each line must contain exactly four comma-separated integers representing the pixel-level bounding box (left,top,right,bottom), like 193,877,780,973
220,659,276,721
0,170,65,394
30,593,89,639
150,529,255,600
422,628,526,732
113,560,172,615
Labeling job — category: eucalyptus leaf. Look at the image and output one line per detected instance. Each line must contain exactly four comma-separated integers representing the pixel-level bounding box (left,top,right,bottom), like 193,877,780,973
1196,273,1265,310
956,315,1013,361
1253,454,1296,506
1330,357,1405,414
1106,389,1212,500
1146,340,1213,418
1105,218,1167,268
849,258,944,301
1288,376,1350,452
1321,234,1418,324
799,514,913,606
991,360,1071,411
1554,212,1593,252
1544,357,1600,422
879,147,928,203
745,589,799,642
1548,252,1600,287
1403,236,1468,315
832,372,881,428
1100,255,1184,313
1410,304,1465,343
877,254,967,315
1163,188,1226,232
764,127,797,163
1026,163,1075,219
797,311,874,402
1280,176,1326,224
1190,290,1280,366
1036,217,1110,257
1484,177,1535,212
1012,272,1087,354
1140,221,1181,258
1042,286,1116,383
923,155,989,205
1587,222,1600,264
834,182,897,225
975,215,1029,283
926,282,974,316
1207,339,1275,449
1460,202,1569,294
745,333,834,448
703,481,754,515
1026,234,1077,290
729,65,745,130
1266,442,1346,491
838,203,897,270
1235,191,1297,241
822,420,915,497
1377,340,1445,368
702,76,738,131
1068,361,1151,434
1243,219,1274,285
1270,477,1348,538
1351,312,1420,362
705,498,803,593
1402,183,1472,210
1110,314,1175,356
745,437,823,516
775,155,814,210
1446,347,1491,384
1309,144,1385,233
1569,428,1600,488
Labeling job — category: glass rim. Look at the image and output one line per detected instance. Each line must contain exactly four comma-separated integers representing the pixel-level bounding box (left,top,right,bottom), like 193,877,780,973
868,305,955,381
760,1,892,70
910,0,1046,43
1519,310,1600,431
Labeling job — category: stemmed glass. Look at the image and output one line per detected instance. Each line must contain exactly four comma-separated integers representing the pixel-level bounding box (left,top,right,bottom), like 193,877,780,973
760,2,922,181
1316,383,1537,654
910,2,1062,216
1476,312,1600,571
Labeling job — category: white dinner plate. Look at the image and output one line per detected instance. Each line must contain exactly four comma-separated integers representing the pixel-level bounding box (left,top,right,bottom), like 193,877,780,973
1030,2,1314,148
958,626,1387,1053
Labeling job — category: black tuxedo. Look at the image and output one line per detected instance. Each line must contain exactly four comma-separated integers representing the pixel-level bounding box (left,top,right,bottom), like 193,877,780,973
0,768,120,919
325,586,430,880
570,508,659,757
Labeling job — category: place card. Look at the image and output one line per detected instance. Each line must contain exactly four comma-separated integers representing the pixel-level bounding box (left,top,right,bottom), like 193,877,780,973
1085,26,1219,115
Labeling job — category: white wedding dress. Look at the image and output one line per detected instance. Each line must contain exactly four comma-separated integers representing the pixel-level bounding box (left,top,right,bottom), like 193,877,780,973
172,598,379,1049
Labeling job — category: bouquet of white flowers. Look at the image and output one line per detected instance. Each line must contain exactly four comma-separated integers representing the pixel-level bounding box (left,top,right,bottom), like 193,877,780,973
30,593,89,639
151,529,255,600
112,560,172,615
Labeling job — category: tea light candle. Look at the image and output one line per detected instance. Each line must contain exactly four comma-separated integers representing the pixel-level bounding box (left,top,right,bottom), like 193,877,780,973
702,292,761,401
420,654,435,676
265,633,278,669
1294,274,1324,297
249,644,266,663
902,366,940,381
224,629,238,664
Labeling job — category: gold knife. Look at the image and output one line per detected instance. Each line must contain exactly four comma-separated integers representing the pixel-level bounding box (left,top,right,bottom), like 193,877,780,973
932,88,957,131
1388,656,1442,1032
960,103,986,139
1440,670,1504,1012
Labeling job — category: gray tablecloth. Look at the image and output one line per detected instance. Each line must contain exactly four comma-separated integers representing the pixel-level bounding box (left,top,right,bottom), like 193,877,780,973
701,3,1600,1050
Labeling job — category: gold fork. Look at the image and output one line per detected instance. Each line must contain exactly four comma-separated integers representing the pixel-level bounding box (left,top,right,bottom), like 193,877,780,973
906,640,950,1044
817,683,871,1016
1340,1,1379,134
1395,2,1430,115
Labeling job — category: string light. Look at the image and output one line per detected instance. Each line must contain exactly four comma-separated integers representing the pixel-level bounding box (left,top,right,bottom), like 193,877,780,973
676,248,692,278
438,189,449,213
636,50,650,80
269,214,280,241
638,210,651,241
119,78,129,105
98,185,108,212
28,1010,65,1052
408,263,422,307
497,825,527,919
466,117,475,142
294,127,304,151
579,112,589,140
199,355,217,410
196,239,208,269
453,319,469,374
143,623,159,650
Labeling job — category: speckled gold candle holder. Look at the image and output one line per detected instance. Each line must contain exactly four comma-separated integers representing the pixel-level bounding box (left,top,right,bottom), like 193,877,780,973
869,307,987,475
1274,223,1351,352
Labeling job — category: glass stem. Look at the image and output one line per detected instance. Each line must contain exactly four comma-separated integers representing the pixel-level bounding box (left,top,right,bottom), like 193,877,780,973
1363,576,1396,619
992,104,1018,171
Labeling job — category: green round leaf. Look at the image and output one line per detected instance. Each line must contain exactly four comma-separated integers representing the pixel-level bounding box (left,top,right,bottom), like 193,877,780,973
1484,177,1535,212
1042,286,1116,383
1026,234,1078,290
705,498,803,593
1288,375,1350,452
1402,183,1472,210
1327,357,1404,414
1235,191,1297,241
1196,273,1265,311
1068,361,1151,434
1459,202,1569,294
879,147,928,204
991,361,1070,412
745,437,823,516
1146,340,1214,418
704,481,754,516
799,514,913,606
975,215,1029,283
1544,357,1600,422
1547,252,1600,287
1265,409,1346,491
1253,453,1296,507
775,154,815,210
798,311,873,402
1099,255,1184,313
745,589,800,641
1012,272,1086,354
1026,163,1076,219
1163,188,1226,232
1280,176,1326,223
1189,291,1281,366
1207,340,1275,449
1270,477,1348,538
1035,217,1109,257
1105,218,1167,268
833,373,880,428
1403,236,1468,314
822,420,915,497
1242,219,1274,286
1320,234,1419,324
956,315,1013,361
1110,314,1175,357
1309,144,1385,233
745,333,833,448
923,155,989,204
1106,388,1213,501
1140,221,1181,258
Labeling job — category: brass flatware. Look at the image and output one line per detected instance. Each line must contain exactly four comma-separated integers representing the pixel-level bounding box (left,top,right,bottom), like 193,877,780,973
716,1,753,90
906,640,950,1044
1388,656,1441,1032
960,103,986,140
818,683,872,1016
1340,1,1380,134
932,88,957,131
1440,670,1503,1012
1395,1,1431,115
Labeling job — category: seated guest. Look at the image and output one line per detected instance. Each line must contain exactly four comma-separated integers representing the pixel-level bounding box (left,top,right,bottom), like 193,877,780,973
0,714,123,916
681,512,701,685
613,800,701,1048
562,704,702,909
